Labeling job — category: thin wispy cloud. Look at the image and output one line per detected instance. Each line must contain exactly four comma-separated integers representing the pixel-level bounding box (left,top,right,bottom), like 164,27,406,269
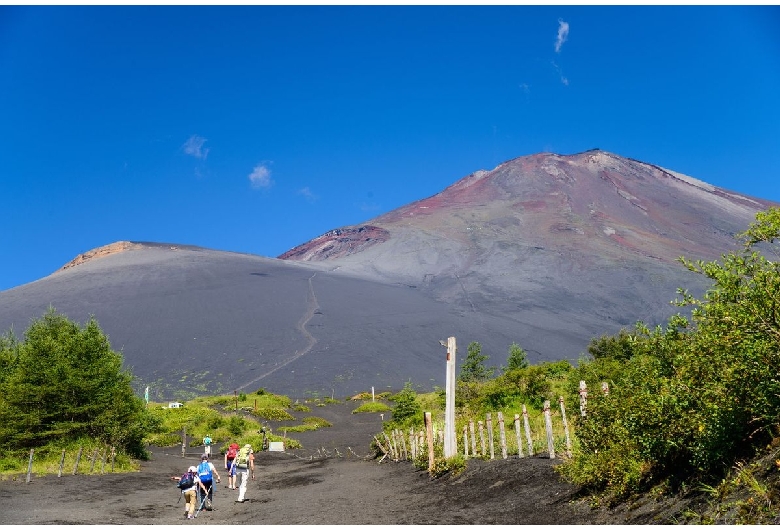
552,61,569,86
555,19,569,53
182,134,209,159
248,164,273,189
297,186,318,203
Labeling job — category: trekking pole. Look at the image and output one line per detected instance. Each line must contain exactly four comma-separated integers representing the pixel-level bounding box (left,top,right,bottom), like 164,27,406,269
194,484,212,518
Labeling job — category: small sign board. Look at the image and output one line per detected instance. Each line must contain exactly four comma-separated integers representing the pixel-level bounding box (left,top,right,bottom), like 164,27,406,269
268,441,285,452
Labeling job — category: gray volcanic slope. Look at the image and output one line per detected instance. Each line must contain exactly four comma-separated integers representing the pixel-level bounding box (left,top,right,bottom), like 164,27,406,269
2,150,777,400
0,244,545,400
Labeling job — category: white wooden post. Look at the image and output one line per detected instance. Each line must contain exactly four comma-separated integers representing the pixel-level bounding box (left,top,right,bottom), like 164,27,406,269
444,336,457,458
522,405,533,456
469,420,477,456
543,400,555,459
25,449,34,483
425,412,435,472
463,426,469,457
58,449,66,477
559,396,572,458
579,380,588,417
514,414,524,457
478,420,486,456
486,413,495,460
73,446,83,475
602,381,610,395
498,412,508,460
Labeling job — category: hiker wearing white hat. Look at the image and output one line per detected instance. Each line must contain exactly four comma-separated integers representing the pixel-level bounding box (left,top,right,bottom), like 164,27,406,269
234,444,255,503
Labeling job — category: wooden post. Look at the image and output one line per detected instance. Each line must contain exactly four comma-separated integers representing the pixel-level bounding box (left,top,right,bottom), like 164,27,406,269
497,412,508,460
100,448,108,474
409,427,416,460
559,396,572,458
522,405,533,456
73,446,83,475
514,414,524,457
602,381,610,395
372,386,375,402
425,412,435,472
543,400,555,459
254,399,257,412
478,420,486,457
25,449,34,483
182,426,187,458
111,446,116,472
384,432,396,461
579,380,588,417
234,390,238,411
486,413,495,460
462,426,469,457
443,336,457,458
469,421,477,457
89,448,99,473
58,449,66,477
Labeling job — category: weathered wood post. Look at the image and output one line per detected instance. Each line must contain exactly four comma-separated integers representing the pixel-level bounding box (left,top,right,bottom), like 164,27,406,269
101,447,108,474
25,449,34,483
559,396,572,458
73,446,83,475
409,427,417,460
486,413,495,460
111,446,116,472
602,381,610,395
463,426,469,457
522,405,533,456
443,337,457,458
543,400,555,459
514,414,524,457
425,412,435,472
579,380,588,417
469,421,477,456
478,420,486,457
89,448,99,473
182,426,187,458
58,449,66,477
497,412,508,460
372,386,375,402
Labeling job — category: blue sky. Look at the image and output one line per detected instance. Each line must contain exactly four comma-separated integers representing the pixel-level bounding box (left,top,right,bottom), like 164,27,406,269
1,5,779,292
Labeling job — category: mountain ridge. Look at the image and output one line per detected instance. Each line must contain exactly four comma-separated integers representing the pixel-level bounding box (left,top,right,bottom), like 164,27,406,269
2,150,777,400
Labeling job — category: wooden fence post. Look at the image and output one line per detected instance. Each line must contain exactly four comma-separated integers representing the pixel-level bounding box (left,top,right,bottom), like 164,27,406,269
89,448,99,473
486,413,495,460
514,414,524,457
469,421,477,456
25,449,34,483
73,446,83,475
182,426,186,458
409,428,416,460
559,396,572,458
58,449,66,477
579,380,588,417
543,400,555,459
111,446,116,472
100,447,108,474
463,426,469,457
443,336,457,459
425,412,435,472
497,412,508,460
478,420,486,457
602,381,610,395
522,405,533,456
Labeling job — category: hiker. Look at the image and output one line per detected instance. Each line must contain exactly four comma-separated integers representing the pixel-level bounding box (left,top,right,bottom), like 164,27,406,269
196,453,221,510
224,442,240,489
172,465,207,520
203,434,212,456
234,443,255,503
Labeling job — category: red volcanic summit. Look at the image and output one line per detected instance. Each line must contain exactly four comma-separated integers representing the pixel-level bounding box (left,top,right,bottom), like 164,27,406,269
0,150,776,399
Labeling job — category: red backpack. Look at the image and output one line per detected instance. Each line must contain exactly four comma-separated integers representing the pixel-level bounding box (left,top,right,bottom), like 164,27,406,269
226,443,239,460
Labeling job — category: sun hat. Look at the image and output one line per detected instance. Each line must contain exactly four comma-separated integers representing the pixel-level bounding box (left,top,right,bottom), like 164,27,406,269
188,466,197,472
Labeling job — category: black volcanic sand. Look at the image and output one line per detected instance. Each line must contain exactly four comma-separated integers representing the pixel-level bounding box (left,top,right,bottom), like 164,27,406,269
0,402,650,525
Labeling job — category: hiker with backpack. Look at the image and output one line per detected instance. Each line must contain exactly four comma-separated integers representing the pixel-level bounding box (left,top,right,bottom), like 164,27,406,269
224,442,240,489
171,466,208,520
196,453,221,510
234,443,255,503
203,434,213,456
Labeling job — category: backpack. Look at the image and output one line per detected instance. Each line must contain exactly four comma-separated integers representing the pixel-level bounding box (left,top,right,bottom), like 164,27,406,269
197,461,213,482
203,436,212,445
226,444,238,460
236,446,251,469
177,472,195,490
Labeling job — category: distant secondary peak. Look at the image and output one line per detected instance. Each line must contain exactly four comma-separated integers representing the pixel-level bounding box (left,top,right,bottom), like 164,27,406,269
278,225,390,261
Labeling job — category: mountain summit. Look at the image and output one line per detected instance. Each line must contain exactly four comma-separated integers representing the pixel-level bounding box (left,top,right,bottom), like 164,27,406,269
1,151,775,399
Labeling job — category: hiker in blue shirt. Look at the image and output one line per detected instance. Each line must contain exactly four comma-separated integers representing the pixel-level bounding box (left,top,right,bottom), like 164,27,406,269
196,454,221,510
